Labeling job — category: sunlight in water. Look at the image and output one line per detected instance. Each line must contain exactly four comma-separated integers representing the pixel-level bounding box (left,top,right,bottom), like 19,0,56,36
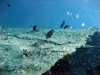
81,23,85,26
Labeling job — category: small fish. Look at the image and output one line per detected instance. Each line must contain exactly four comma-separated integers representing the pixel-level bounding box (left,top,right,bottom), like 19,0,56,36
7,3,10,7
81,45,95,48
78,45,96,49
33,25,37,31
60,20,65,28
46,29,54,39
64,25,69,29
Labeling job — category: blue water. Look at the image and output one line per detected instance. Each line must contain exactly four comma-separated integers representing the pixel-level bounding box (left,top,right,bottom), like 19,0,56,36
0,0,100,30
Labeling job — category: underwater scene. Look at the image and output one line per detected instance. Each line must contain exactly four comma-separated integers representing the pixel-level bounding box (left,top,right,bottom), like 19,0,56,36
0,0,100,75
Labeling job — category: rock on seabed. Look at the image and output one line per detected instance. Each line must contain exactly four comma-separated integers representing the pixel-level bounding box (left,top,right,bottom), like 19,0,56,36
0,26,98,75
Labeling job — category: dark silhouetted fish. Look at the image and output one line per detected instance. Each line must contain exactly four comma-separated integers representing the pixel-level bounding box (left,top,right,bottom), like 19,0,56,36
7,3,10,7
46,29,54,39
64,25,69,29
33,26,37,31
60,20,65,28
